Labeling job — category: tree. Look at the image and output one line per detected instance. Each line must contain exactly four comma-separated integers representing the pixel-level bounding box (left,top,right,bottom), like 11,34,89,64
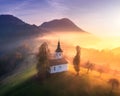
73,46,80,76
36,42,50,78
85,61,95,74
108,78,119,95
97,67,104,77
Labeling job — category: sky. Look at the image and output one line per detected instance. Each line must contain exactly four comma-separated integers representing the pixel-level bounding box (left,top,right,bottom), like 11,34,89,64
0,0,120,36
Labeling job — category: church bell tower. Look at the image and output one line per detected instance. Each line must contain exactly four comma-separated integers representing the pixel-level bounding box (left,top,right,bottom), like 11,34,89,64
55,40,63,59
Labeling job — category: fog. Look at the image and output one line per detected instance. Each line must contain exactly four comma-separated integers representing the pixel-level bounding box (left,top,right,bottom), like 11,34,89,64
1,32,120,82
33,32,120,71
34,32,120,51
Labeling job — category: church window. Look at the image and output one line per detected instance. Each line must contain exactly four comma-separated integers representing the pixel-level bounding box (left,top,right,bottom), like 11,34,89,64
54,66,56,71
59,54,61,56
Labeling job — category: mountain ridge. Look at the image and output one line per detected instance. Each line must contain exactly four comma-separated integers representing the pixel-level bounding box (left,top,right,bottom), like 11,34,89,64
0,14,44,40
0,14,88,38
39,18,86,32
0,14,26,25
0,14,89,44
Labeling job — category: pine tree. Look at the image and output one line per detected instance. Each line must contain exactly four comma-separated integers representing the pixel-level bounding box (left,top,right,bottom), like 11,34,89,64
36,42,50,78
73,46,80,76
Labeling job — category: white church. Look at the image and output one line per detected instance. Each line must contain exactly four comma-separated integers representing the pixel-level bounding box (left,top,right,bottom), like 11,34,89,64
49,41,68,74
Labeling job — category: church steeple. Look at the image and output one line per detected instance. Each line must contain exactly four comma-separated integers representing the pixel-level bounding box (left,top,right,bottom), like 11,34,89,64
55,40,63,59
55,40,63,52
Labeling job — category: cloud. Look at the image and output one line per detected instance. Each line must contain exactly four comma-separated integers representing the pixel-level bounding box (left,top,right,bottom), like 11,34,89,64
6,0,34,14
47,0,68,13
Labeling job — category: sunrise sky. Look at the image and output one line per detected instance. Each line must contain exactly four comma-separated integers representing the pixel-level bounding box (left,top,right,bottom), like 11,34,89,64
1,0,120,36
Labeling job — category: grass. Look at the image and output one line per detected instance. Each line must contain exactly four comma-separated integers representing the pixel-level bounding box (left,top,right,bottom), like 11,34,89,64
0,64,37,96
0,64,120,96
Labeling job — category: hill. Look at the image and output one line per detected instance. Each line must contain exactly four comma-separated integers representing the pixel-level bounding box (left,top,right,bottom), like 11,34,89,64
0,15,46,46
0,15,89,46
0,65,120,96
40,18,86,32
0,14,48,51
111,47,120,55
0,15,42,38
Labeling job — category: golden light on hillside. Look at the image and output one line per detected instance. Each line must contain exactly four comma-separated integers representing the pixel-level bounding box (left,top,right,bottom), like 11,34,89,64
34,32,120,73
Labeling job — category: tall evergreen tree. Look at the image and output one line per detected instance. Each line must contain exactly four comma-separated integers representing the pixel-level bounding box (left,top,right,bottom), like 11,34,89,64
36,42,50,78
73,46,80,76
108,78,119,95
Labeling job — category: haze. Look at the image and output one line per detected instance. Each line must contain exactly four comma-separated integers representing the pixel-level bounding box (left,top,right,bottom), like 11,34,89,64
31,32,120,71
35,32,120,50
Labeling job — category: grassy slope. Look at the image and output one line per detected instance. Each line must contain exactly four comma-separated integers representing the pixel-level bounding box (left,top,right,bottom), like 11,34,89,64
0,65,120,96
0,64,37,96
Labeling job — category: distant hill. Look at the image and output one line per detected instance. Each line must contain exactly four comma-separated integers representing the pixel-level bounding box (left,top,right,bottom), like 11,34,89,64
0,15,45,40
0,14,48,47
0,15,88,41
40,18,86,32
0,15,90,46
0,15,87,44
0,14,26,25
111,47,120,55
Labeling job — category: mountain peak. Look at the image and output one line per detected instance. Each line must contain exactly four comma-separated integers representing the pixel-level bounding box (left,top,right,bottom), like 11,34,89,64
0,14,25,25
58,18,73,22
40,18,85,32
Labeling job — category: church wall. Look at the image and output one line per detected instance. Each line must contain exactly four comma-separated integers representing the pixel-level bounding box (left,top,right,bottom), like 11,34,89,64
50,64,68,73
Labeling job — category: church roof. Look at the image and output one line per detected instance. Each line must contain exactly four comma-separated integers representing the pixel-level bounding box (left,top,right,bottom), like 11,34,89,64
55,41,63,52
49,58,68,66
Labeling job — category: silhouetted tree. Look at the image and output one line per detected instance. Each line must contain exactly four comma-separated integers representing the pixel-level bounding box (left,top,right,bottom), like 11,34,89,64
97,67,104,77
36,42,50,78
73,46,80,76
108,78,119,95
85,61,95,74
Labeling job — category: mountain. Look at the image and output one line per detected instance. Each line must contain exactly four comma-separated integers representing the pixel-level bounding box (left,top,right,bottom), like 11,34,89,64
0,15,44,39
0,14,26,25
0,15,87,41
40,18,86,32
0,14,48,48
